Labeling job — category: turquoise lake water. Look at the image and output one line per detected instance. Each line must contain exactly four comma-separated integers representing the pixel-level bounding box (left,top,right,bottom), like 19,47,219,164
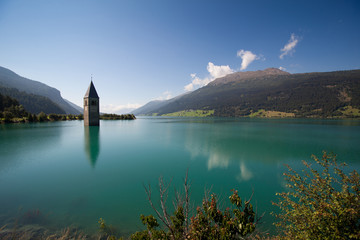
1,117,360,236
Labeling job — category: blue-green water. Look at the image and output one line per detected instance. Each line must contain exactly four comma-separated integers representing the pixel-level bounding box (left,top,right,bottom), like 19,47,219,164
1,117,360,236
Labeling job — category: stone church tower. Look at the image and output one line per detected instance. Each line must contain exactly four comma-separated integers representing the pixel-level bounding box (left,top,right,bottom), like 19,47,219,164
84,81,99,126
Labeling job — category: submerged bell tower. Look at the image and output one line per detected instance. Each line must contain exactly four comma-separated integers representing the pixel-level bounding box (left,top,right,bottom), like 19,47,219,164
84,80,100,126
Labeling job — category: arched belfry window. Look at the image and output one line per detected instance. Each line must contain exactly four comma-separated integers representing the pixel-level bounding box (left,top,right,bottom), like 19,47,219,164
91,100,97,106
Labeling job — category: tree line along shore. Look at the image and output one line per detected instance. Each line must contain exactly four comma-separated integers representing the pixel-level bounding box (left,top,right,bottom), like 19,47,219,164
0,93,135,123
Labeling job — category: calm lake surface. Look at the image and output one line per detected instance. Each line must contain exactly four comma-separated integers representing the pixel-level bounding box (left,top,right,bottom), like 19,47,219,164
1,117,360,236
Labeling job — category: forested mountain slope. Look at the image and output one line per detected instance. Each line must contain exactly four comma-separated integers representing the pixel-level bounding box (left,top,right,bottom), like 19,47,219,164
0,66,80,114
135,68,360,118
0,86,65,114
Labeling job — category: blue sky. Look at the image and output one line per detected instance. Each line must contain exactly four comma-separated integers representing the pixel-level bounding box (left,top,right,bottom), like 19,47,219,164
0,0,359,113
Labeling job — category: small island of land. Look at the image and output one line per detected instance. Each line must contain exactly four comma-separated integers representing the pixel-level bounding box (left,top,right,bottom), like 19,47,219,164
100,113,136,120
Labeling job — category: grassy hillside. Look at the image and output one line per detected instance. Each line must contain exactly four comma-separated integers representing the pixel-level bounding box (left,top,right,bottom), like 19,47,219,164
162,109,214,117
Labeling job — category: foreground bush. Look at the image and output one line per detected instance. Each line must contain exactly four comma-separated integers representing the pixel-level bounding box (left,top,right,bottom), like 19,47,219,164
129,174,259,240
273,152,360,239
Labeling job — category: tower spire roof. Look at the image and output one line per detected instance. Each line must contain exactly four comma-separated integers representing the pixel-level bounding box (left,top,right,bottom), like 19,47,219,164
84,81,99,98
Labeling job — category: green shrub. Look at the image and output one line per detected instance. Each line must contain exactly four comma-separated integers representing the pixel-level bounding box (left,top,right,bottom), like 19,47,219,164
37,112,48,122
98,218,122,240
48,113,62,121
130,174,259,240
3,111,13,122
77,114,84,120
188,190,257,239
273,152,360,239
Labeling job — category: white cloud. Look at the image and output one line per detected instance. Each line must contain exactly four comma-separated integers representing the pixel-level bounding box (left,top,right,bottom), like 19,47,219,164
184,62,234,91
207,153,230,170
279,66,286,71
163,91,172,100
207,62,234,79
280,34,300,59
101,103,142,114
185,74,210,91
237,50,259,70
184,49,263,92
184,82,194,92
236,162,254,182
155,91,173,100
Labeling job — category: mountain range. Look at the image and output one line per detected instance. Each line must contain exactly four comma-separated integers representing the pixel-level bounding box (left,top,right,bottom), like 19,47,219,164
1,65,359,118
0,66,81,115
133,68,360,118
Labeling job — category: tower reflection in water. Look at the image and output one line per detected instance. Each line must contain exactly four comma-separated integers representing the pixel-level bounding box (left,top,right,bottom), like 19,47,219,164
84,126,100,167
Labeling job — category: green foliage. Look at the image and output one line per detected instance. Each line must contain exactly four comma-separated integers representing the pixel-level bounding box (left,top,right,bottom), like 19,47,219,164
0,93,20,111
98,218,122,240
170,206,185,237
0,86,66,114
248,109,295,118
273,152,360,239
66,114,78,120
27,113,34,122
48,113,62,121
131,190,258,239
162,109,214,117
100,113,136,120
130,215,166,239
3,111,13,122
47,113,84,121
37,112,48,122
0,105,85,123
0,93,30,122
189,190,256,239
0,93,84,123
336,106,360,118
